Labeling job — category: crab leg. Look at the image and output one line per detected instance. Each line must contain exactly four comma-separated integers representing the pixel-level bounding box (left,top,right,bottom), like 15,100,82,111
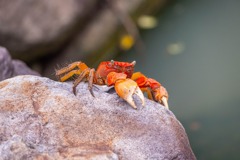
57,69,82,82
87,68,95,97
106,72,145,109
72,68,95,96
56,61,89,81
56,61,96,96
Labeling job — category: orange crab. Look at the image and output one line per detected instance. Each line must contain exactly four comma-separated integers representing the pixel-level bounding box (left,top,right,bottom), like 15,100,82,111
56,60,169,109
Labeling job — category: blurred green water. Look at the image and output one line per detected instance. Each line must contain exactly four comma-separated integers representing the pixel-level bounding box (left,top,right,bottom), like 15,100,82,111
116,0,240,159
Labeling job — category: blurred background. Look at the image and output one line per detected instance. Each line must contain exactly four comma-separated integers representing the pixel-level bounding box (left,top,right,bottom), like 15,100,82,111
1,0,240,159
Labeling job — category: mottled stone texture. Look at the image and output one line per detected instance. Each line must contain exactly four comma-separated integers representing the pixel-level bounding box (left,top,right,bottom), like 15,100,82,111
0,75,196,159
0,46,39,81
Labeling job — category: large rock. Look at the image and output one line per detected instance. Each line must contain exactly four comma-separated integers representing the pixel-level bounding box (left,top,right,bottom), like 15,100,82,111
0,46,39,81
0,75,196,159
0,0,98,61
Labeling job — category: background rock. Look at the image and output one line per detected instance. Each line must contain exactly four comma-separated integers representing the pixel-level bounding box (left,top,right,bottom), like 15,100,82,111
0,46,39,81
0,0,98,61
0,75,196,159
0,0,168,79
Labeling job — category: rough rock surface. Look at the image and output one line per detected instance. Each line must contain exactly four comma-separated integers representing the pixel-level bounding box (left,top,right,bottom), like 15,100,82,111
0,75,196,159
0,46,40,81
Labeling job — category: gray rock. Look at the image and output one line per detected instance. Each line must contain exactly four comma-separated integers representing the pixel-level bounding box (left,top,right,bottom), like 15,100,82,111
12,60,40,77
0,46,39,81
0,0,98,61
0,75,196,159
0,47,13,80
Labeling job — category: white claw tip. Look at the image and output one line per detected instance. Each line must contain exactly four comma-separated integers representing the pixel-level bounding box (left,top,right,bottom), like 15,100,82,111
161,96,169,109
125,95,137,109
135,86,145,107
131,60,136,66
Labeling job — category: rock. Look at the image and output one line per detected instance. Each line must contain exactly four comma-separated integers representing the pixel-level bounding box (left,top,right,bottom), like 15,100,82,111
0,75,196,159
0,47,13,80
0,46,40,81
0,135,118,160
12,60,40,77
0,0,98,61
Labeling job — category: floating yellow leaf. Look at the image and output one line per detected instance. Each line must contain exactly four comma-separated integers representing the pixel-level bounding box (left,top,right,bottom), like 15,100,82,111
167,42,185,55
119,34,135,50
137,15,158,29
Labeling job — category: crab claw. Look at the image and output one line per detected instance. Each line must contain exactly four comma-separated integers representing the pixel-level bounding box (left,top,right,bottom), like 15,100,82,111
153,86,169,109
115,79,145,109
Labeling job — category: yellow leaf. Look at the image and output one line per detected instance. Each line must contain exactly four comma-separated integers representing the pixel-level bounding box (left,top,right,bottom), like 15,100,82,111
137,15,158,29
119,35,135,50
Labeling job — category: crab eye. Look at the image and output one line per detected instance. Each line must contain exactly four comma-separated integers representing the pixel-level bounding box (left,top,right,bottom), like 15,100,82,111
131,61,136,66
111,60,114,65
107,60,114,68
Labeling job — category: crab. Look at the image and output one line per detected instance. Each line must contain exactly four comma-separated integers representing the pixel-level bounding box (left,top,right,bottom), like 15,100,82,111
55,60,169,109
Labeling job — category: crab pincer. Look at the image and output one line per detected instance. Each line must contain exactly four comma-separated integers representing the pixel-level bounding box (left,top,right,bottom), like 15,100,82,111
115,79,145,109
151,85,169,109
131,72,169,109
106,72,145,109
